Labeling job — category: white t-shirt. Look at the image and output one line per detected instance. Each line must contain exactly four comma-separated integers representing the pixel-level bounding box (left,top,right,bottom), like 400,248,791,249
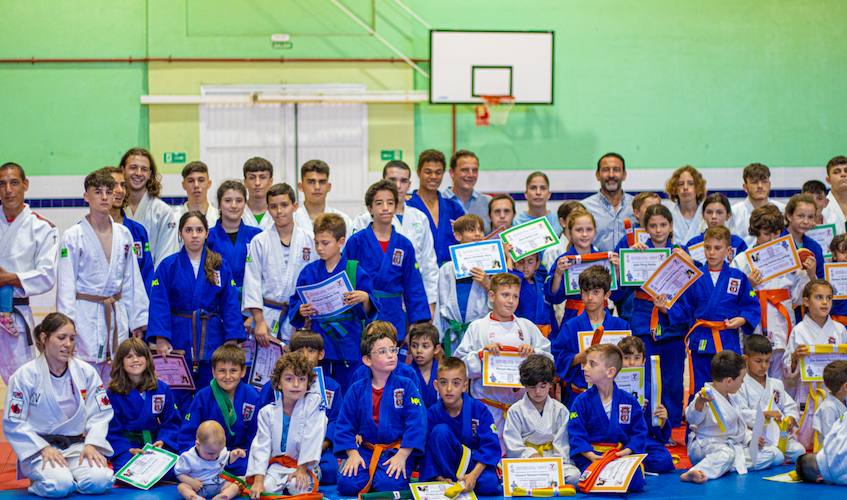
710,270,720,285
174,447,230,485
603,399,612,419
190,258,201,278
51,369,78,419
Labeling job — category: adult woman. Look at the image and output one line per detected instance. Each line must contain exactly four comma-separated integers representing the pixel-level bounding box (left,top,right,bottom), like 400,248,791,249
2,313,114,497
663,165,707,245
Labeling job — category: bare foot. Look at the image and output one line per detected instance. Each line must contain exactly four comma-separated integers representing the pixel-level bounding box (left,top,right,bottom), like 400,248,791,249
680,469,708,483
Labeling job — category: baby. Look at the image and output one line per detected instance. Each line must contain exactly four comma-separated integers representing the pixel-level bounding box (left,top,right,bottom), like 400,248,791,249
175,420,246,500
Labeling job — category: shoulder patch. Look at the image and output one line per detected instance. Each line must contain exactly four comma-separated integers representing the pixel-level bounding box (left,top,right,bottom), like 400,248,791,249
151,279,159,287
60,247,68,258
32,211,56,228
570,411,578,419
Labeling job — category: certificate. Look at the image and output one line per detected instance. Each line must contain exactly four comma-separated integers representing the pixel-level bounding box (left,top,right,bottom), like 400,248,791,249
799,344,847,382
641,252,702,307
577,330,631,353
152,354,195,390
563,254,618,294
749,408,765,466
247,338,284,388
615,367,645,406
313,366,329,408
687,241,705,264
585,454,647,493
449,240,507,279
807,224,836,259
410,481,478,500
115,443,179,490
482,351,523,388
825,263,847,300
500,217,560,261
501,457,565,497
618,248,671,286
296,272,354,319
745,235,801,284
634,228,650,245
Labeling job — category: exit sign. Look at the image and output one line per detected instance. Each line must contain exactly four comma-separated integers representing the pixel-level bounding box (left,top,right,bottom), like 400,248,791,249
163,152,187,163
380,149,402,161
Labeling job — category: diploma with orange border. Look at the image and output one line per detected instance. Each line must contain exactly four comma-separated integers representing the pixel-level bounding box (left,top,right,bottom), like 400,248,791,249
501,457,565,497
744,235,801,283
640,251,701,307
482,351,524,388
825,262,847,300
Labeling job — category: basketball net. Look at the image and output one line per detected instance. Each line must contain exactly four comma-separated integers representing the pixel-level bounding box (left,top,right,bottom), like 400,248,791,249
475,95,515,127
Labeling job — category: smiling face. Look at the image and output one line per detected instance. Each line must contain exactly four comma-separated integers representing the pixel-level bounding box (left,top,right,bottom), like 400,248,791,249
268,193,297,229
122,349,148,381
219,188,246,224
418,161,445,192
596,156,626,194
123,155,151,193
110,172,126,209
569,215,596,251
212,361,246,395
488,284,520,319
646,214,671,246
787,202,816,236
450,155,479,193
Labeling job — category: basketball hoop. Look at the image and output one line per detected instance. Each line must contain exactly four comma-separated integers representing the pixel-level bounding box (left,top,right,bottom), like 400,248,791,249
475,95,515,127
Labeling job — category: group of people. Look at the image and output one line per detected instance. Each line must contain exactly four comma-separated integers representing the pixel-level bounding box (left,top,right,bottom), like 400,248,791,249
3,148,847,498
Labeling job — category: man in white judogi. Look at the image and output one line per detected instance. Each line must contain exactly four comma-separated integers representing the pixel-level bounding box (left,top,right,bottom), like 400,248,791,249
0,163,59,383
242,157,275,231
294,159,352,239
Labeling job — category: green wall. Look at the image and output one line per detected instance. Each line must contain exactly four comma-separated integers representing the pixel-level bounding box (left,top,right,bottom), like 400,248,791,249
1,0,845,176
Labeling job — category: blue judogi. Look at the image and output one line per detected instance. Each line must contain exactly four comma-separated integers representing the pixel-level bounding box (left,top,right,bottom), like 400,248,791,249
640,364,675,473
686,232,748,266
407,191,465,266
122,212,155,296
512,267,556,338
544,245,602,325
411,358,439,408
206,220,262,289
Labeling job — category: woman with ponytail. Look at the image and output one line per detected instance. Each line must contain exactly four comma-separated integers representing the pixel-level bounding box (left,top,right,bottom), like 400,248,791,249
147,211,244,408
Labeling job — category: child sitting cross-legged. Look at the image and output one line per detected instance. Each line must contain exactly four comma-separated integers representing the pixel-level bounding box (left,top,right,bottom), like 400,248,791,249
175,421,246,500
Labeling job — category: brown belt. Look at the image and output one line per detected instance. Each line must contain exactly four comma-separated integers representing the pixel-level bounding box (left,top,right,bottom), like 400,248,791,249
262,297,289,317
173,309,216,370
76,292,122,360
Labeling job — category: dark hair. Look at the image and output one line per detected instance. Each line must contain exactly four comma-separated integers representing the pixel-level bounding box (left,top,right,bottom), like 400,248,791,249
743,334,773,356
830,234,847,257
181,161,209,179
519,354,555,386
266,182,297,204
271,350,316,389
703,226,731,245
585,344,623,375
453,214,484,235
301,159,330,178
711,350,745,381
785,193,817,217
437,357,467,378
417,149,446,171
489,194,516,217
802,180,827,196
365,180,399,208
826,155,847,176
178,211,222,286
361,321,397,357
618,336,645,357
742,163,771,183
823,360,847,394
489,272,521,292
579,265,612,294
558,201,585,223
803,278,833,299
665,165,706,204
216,179,247,206
84,169,116,191
748,204,785,237
795,453,821,483
211,344,246,369
596,152,626,172
632,192,660,212
243,157,273,177
702,192,732,216
450,149,478,170
289,330,324,352
525,171,549,189
34,312,74,353
408,323,439,346
0,162,25,181
109,338,158,394
120,147,161,197
641,203,673,229
98,166,127,208
382,160,411,178
313,213,346,241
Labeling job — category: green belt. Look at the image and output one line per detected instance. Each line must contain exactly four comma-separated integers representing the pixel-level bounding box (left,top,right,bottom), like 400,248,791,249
318,311,358,339
373,290,402,299
443,319,471,357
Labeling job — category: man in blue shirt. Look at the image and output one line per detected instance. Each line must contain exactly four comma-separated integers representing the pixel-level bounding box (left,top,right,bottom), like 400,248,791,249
581,152,635,252
441,150,492,234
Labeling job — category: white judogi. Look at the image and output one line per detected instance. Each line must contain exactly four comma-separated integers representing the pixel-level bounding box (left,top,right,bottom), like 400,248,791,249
503,394,581,484
351,206,439,304
822,191,846,236
817,413,847,484
664,200,705,245
0,205,58,383
242,205,275,231
56,219,148,377
293,205,352,240
174,447,230,497
3,356,114,497
731,198,787,246
783,316,847,404
685,383,783,479
126,192,178,268
247,393,327,493
454,316,552,441
435,263,489,348
174,202,219,228
242,226,316,342
542,238,569,275
813,393,846,440
736,374,805,461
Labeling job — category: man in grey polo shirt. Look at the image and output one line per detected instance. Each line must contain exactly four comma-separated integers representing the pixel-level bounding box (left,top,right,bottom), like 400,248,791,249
582,152,635,252
441,149,493,233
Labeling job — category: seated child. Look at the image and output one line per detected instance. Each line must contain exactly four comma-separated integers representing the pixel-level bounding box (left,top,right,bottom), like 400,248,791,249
814,360,847,441
681,351,783,484
247,352,327,497
617,336,675,473
503,354,581,485
511,252,555,337
736,335,805,462
408,323,441,407
567,344,647,492
795,412,847,485
175,420,246,500
178,345,260,476
334,321,427,496
421,357,502,496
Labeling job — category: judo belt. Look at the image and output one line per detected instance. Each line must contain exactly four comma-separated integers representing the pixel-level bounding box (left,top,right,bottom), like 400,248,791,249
123,430,154,445
443,319,470,357
537,324,552,338
799,384,826,453
564,299,585,316
358,440,402,497
577,446,621,494
524,440,553,456
833,315,847,327
39,434,84,450
263,297,289,317
173,308,217,371
756,289,792,339
511,486,576,497
220,457,322,500
634,290,662,340
12,297,29,306
373,290,402,300
479,398,512,414
684,320,726,399
76,292,122,360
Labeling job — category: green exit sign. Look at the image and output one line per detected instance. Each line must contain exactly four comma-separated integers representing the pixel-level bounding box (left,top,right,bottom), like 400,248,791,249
380,149,402,161
163,152,187,164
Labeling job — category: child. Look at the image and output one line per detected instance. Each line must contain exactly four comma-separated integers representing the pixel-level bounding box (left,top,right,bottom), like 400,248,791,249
830,234,847,326
206,180,263,290
488,193,516,235
736,335,805,462
247,352,327,497
669,226,760,397
513,171,562,238
503,354,581,485
732,205,808,378
421,357,502,495
436,214,492,355
553,265,629,404
617,336,676,473
802,179,828,225
242,157,275,230
663,165,706,245
542,200,584,273
814,360,847,440
408,323,441,408
175,420,246,500
56,169,148,382
687,193,748,264
334,321,427,496
784,193,824,280
106,338,182,474
795,412,847,485
512,252,555,338
614,192,661,251
730,163,786,245
288,213,374,391
243,183,316,345
566,344,646,491
178,345,260,476
175,161,218,226
294,159,353,239
344,180,430,340
454,273,552,441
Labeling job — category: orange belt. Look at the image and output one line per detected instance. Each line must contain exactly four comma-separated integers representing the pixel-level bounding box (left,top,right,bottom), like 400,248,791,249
569,384,586,395
479,398,513,413
756,289,792,339
359,440,402,496
564,299,585,316
578,446,621,493
684,320,727,399
590,326,605,346
76,292,122,360
833,315,847,327
624,218,635,247
538,324,552,338
224,455,322,499
634,291,661,339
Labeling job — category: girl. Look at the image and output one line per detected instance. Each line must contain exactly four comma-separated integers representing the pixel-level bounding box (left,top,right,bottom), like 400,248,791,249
830,234,847,327
784,193,824,280
2,313,114,497
148,211,245,407
663,165,707,245
106,338,182,476
686,193,748,265
206,180,263,291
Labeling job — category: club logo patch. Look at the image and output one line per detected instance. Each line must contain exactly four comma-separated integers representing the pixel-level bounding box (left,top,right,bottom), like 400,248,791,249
325,389,335,408
8,394,26,421
97,393,111,411
29,392,41,405
152,394,165,414
302,247,311,261
393,388,404,409
242,403,256,421
133,242,142,256
619,404,632,424
727,278,740,295
392,249,404,267
471,418,479,437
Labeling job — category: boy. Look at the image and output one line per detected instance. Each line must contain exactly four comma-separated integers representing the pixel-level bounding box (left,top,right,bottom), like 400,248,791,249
442,150,492,233
421,357,502,495
104,166,154,296
566,344,646,491
822,155,847,235
408,323,441,408
453,273,552,440
56,169,148,382
681,351,783,483
175,420,246,500
668,226,760,396
294,160,353,239
178,345,260,476
175,161,218,226
512,252,555,337
615,192,661,250
242,157,275,230
243,183,316,345
488,193,516,235
730,163,786,246
802,179,829,225
247,352,327,497
618,336,676,473
334,321,426,496
344,180,430,341
513,171,561,236
732,205,808,378
796,412,847,485
736,335,805,462
553,266,629,404
437,214,492,355
503,354,581,485
814,360,847,440
288,213,374,391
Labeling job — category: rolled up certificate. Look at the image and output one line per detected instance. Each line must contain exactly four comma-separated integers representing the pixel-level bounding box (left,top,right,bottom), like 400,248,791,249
745,235,801,283
650,355,663,428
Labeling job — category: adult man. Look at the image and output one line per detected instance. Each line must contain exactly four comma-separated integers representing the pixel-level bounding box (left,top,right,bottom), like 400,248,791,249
441,150,492,233
823,155,847,235
581,152,634,252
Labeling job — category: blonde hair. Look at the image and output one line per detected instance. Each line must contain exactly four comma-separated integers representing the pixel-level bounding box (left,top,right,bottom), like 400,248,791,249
665,165,707,204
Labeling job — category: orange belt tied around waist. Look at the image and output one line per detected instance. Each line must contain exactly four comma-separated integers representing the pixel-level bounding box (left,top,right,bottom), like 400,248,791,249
634,290,661,340
684,320,727,398
358,441,402,497
756,289,792,339
222,455,322,500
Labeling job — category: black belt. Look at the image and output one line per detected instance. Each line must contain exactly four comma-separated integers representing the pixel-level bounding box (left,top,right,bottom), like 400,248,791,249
39,434,84,450
12,297,29,306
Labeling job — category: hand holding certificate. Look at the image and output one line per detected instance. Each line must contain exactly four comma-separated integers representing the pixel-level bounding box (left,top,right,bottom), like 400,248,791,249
247,338,284,388
115,444,178,490
641,252,702,307
450,240,507,279
825,263,847,299
152,353,194,390
618,249,670,286
799,344,847,382
500,217,560,261
482,351,523,388
296,272,355,319
745,235,801,284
